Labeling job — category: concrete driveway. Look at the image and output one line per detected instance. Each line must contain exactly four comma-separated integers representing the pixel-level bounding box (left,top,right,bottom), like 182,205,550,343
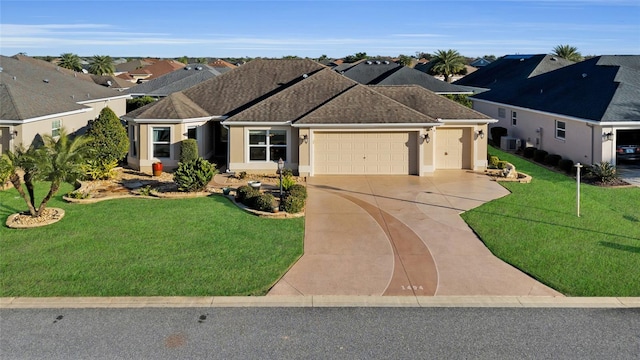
268,171,562,297
618,162,640,187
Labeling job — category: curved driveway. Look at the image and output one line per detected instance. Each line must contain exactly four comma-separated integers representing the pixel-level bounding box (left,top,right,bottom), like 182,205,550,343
268,171,562,297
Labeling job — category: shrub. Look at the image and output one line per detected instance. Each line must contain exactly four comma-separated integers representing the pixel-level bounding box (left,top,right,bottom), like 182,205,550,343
254,193,275,212
488,156,500,168
523,147,537,159
180,139,199,163
242,188,261,208
280,174,296,191
490,126,508,146
235,185,253,203
497,161,508,169
559,159,575,174
126,96,156,112
174,157,216,192
544,154,562,167
66,190,90,199
87,107,129,166
588,162,618,184
236,171,247,180
288,184,307,200
533,149,548,163
280,168,293,177
139,185,152,196
83,158,119,180
282,194,305,213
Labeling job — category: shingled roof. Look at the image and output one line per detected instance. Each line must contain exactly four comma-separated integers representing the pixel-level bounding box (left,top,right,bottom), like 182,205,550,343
340,59,401,84
472,55,640,122
126,64,222,97
371,85,491,120
123,92,210,121
375,67,474,94
294,85,439,125
0,55,124,122
226,68,357,123
453,54,574,89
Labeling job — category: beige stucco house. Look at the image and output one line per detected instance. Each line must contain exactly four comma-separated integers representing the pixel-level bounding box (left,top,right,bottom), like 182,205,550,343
123,59,495,176
458,55,640,166
0,55,128,154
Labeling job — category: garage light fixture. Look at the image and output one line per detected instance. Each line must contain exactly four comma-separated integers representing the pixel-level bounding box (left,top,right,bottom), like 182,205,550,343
10,130,18,140
300,134,309,143
477,129,485,139
422,133,430,143
603,132,614,141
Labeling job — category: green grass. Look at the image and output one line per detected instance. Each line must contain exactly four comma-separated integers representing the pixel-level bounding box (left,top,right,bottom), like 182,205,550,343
0,183,304,297
461,148,640,296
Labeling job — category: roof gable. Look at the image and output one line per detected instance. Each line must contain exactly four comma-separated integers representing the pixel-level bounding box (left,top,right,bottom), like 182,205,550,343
340,60,401,84
126,64,221,96
375,67,473,94
226,68,357,123
125,92,209,120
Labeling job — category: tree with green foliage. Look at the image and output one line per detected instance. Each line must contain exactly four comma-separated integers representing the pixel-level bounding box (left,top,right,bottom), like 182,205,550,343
87,107,129,165
317,54,329,62
282,55,301,59
552,44,583,62
397,54,413,67
429,49,466,83
174,157,216,192
483,54,497,62
343,52,368,63
1,129,93,217
88,55,115,75
126,96,157,112
415,52,432,60
443,94,472,108
177,55,189,64
58,53,83,72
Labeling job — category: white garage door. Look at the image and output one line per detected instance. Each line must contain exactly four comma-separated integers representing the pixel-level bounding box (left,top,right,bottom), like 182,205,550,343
314,132,416,175
435,128,471,169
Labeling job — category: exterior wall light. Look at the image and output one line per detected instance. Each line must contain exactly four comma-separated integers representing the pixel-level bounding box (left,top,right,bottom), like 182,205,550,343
300,134,309,143
422,133,430,143
477,129,485,139
603,132,614,141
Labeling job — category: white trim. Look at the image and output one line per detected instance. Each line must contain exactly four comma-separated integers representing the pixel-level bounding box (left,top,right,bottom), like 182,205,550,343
222,121,291,126
437,118,499,124
244,127,291,164
471,98,640,126
0,108,91,124
149,126,173,160
131,116,214,124
77,94,130,104
294,123,442,129
230,162,299,171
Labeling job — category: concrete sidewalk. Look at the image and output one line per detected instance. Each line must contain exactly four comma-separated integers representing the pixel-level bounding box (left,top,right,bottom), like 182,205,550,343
2,296,638,308
269,172,562,297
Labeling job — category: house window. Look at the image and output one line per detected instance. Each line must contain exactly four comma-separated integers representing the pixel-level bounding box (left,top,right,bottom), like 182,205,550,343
248,129,287,162
187,126,197,140
129,125,137,157
498,108,506,118
555,120,566,140
152,127,171,158
52,119,62,137
511,111,517,126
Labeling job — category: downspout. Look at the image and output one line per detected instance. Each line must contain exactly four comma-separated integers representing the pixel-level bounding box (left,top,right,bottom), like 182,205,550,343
222,123,230,172
586,123,594,165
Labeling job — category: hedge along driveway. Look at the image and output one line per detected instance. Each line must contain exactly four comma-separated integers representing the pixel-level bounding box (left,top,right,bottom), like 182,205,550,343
461,148,640,296
0,183,304,297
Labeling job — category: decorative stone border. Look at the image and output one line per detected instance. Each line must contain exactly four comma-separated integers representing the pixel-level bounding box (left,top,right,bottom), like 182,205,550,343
6,208,65,229
221,194,305,219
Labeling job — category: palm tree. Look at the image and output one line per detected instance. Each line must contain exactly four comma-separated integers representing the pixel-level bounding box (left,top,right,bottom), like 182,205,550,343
1,129,93,217
88,55,115,75
429,49,465,82
36,129,93,215
552,44,583,62
57,53,83,71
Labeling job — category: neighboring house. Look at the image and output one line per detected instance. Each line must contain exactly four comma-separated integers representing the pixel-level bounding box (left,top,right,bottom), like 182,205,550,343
115,59,153,73
123,59,495,176
90,74,135,90
338,59,474,94
126,64,223,98
0,55,129,155
122,60,187,83
470,58,493,68
468,55,640,166
208,59,237,72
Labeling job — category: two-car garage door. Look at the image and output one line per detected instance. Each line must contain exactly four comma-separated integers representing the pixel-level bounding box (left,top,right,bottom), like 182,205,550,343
314,132,417,175
312,129,470,175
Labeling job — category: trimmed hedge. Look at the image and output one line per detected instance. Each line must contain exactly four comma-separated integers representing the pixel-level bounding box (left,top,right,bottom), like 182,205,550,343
523,147,537,159
287,184,307,200
254,193,275,212
282,194,305,213
533,149,548,163
180,139,199,163
235,185,253,203
544,154,562,167
489,156,500,168
242,189,261,208
559,159,575,174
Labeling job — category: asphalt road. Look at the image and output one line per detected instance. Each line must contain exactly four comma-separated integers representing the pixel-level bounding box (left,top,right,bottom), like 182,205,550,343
1,307,639,359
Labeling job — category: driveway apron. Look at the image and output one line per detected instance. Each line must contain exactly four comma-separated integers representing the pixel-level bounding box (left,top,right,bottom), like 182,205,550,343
268,172,562,297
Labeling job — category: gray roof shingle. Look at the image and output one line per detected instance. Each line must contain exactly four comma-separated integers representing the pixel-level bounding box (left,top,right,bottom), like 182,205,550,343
375,67,474,94
472,56,640,122
126,64,222,96
0,55,123,121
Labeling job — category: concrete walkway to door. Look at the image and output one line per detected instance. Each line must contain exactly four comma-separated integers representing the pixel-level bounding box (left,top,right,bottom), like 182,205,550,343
268,172,562,297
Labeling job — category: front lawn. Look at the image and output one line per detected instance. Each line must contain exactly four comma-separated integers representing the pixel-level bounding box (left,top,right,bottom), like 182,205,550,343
461,148,640,296
0,183,304,297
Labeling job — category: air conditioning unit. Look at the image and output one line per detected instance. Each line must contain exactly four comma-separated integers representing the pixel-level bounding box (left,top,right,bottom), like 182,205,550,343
500,137,521,151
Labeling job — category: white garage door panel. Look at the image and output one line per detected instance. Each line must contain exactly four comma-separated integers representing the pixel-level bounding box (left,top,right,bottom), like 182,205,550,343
314,132,414,175
435,128,470,169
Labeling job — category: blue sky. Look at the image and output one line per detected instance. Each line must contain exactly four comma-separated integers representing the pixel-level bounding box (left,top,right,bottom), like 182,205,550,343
1,0,639,58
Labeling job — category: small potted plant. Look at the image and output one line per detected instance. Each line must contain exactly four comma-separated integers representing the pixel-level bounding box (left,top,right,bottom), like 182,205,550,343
222,187,232,196
152,161,163,177
247,180,261,190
